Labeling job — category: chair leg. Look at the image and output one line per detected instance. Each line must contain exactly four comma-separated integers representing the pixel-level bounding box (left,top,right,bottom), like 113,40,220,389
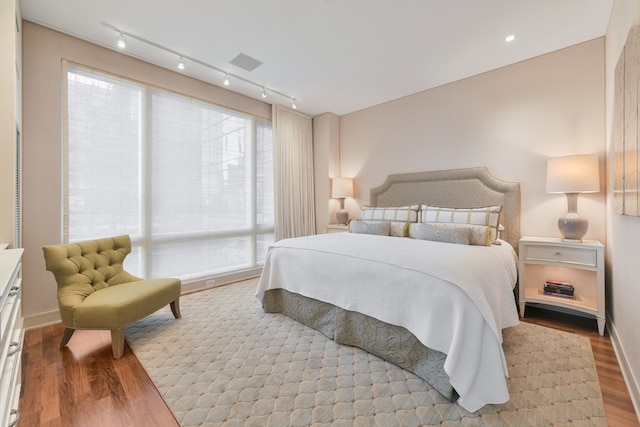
60,327,75,348
111,329,125,359
170,298,181,319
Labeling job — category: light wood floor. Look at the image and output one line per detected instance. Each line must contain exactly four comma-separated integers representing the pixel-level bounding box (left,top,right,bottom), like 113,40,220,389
18,306,639,426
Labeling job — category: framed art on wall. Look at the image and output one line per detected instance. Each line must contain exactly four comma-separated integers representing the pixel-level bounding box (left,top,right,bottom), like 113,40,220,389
614,20,640,216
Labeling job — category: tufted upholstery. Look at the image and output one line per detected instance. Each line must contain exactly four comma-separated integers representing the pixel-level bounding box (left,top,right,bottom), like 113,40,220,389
43,235,182,358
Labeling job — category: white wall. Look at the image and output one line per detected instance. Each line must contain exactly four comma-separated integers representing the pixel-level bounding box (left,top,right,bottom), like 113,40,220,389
339,39,606,245
605,0,640,414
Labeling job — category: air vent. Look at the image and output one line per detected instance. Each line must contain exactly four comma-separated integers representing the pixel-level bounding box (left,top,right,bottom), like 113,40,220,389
230,53,263,72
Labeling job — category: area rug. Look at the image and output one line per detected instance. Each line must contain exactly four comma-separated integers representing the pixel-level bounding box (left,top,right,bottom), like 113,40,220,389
126,279,607,426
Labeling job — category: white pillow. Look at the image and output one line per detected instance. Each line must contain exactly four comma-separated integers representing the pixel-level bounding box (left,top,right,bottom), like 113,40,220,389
420,204,502,242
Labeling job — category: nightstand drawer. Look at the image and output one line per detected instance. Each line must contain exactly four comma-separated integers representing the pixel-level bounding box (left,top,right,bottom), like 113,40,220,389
523,245,597,267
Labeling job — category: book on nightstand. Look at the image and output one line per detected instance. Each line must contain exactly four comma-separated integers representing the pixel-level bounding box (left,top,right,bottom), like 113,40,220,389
543,280,575,299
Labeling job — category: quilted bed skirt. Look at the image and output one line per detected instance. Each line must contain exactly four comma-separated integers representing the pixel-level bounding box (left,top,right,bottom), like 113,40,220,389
261,288,456,402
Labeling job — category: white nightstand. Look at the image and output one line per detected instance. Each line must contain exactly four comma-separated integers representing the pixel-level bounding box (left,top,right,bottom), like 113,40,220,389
326,224,349,233
518,236,605,335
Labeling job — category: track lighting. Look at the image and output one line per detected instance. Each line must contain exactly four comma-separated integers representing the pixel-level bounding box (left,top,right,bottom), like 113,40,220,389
117,33,126,49
103,22,298,110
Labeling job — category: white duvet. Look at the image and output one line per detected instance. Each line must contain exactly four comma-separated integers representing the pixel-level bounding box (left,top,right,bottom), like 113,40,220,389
256,232,520,412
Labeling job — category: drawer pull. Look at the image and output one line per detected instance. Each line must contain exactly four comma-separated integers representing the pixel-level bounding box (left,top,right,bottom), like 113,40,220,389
8,409,19,427
555,252,562,257
8,341,21,356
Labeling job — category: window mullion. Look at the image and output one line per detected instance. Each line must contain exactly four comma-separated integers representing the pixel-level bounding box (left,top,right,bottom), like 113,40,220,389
251,119,257,265
142,88,153,278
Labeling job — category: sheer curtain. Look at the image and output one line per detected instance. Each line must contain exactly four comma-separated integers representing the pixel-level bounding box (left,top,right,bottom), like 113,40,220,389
64,64,274,282
273,105,315,241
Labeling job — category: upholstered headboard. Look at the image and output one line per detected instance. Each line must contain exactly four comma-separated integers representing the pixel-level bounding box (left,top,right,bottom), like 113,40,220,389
370,167,521,252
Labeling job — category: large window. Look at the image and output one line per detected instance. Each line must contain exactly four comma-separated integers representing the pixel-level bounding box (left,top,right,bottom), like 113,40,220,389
65,66,274,282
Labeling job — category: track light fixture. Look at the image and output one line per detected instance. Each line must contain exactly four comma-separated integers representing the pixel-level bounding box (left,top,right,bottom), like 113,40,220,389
117,33,126,49
102,22,299,111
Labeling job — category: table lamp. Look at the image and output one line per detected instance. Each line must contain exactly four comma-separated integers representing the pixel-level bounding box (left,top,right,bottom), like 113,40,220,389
332,177,353,225
546,154,600,241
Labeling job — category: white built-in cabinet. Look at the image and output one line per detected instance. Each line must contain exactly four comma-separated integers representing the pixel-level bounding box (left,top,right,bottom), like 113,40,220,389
0,247,23,427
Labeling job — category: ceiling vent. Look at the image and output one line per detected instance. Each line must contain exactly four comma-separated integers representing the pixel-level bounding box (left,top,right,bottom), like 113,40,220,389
230,53,263,72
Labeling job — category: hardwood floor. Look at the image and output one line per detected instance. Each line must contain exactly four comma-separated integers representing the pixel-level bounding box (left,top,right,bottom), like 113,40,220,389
18,308,639,426
18,325,179,427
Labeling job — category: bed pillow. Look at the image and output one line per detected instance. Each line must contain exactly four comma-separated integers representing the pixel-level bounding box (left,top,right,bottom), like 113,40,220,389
361,205,420,223
389,221,411,237
414,222,492,246
409,223,471,245
349,220,390,236
420,204,503,242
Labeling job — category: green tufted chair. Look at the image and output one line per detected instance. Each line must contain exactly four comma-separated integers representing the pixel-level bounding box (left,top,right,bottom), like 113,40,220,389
42,235,181,358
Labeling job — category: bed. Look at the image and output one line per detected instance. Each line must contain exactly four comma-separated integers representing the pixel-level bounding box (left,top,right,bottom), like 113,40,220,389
256,167,521,413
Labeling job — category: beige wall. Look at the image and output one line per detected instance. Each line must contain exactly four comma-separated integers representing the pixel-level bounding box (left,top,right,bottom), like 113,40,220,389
605,0,640,412
339,39,606,245
21,22,271,327
312,112,341,232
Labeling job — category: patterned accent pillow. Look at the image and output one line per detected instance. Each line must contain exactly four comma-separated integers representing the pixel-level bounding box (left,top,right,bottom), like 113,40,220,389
409,223,471,245
349,220,390,236
389,221,411,237
420,205,503,242
361,205,420,223
414,222,492,246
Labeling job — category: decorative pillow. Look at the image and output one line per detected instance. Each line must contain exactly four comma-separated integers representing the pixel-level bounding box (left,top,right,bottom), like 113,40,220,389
409,223,471,245
389,221,411,237
349,220,390,236
416,223,492,246
420,204,503,242
361,205,420,223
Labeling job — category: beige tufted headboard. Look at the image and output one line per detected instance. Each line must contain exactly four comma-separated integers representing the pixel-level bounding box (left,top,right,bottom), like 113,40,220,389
370,167,521,252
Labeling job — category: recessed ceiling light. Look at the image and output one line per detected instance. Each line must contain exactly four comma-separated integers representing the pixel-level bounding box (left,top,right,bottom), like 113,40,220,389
505,34,516,43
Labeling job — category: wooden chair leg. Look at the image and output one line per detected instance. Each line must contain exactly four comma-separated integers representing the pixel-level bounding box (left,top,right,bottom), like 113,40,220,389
111,329,125,359
170,299,181,319
60,327,75,348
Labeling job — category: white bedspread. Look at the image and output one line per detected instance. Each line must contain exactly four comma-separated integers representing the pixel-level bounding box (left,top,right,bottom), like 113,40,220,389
256,233,520,412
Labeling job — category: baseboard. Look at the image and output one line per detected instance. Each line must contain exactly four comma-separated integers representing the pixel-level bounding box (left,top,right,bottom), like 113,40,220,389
23,309,61,330
181,268,261,294
607,319,640,421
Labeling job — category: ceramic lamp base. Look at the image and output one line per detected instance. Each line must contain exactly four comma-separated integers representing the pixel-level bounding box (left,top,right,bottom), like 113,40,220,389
558,213,588,242
336,209,349,225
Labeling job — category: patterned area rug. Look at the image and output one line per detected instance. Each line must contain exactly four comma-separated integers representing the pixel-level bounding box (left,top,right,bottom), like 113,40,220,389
127,279,606,426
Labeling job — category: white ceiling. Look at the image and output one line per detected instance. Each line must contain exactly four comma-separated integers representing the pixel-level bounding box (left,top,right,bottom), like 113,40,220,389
20,0,613,117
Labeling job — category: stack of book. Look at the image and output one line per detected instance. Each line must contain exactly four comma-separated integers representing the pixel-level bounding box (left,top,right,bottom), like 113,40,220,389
543,280,575,299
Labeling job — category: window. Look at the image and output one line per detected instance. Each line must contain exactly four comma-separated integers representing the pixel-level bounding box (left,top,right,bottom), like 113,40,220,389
65,66,274,282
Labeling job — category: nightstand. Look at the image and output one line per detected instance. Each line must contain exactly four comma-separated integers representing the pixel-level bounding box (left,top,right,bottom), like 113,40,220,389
326,224,349,233
518,236,605,335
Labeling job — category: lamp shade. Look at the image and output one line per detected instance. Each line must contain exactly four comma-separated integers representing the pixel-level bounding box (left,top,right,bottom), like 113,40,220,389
546,154,600,194
332,177,353,199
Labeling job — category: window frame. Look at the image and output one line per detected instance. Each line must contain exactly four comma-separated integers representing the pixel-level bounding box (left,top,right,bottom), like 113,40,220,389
63,63,274,284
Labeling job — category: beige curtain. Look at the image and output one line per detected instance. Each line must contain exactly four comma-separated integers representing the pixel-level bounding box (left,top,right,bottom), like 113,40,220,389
273,105,316,241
